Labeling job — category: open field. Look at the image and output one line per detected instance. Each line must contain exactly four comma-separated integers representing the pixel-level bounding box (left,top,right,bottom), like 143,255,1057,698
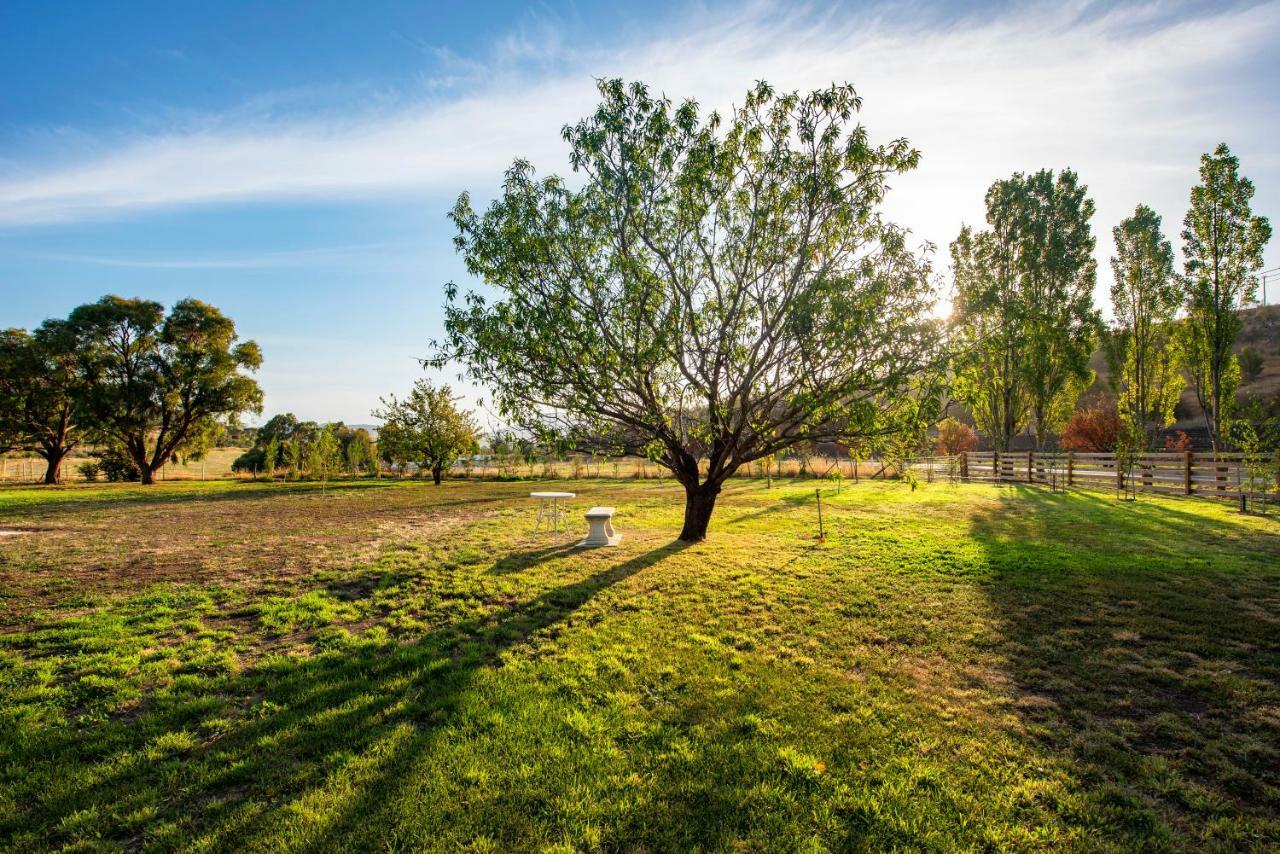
1,479,1278,850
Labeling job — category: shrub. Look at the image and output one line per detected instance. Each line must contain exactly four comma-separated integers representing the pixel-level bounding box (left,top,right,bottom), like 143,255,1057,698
934,418,979,455
1164,430,1193,452
1238,347,1264,383
1060,404,1123,452
76,461,101,482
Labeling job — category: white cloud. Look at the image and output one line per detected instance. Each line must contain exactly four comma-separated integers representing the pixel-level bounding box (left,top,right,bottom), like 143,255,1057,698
25,242,397,270
2,0,1277,299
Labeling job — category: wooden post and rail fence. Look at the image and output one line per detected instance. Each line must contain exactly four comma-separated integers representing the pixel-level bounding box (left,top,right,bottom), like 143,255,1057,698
905,450,1280,503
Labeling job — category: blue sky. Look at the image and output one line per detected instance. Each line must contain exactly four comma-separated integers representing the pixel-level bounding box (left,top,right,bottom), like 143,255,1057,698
3,1,1278,424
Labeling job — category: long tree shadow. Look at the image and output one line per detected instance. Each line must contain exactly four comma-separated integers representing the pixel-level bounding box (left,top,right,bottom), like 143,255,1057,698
4,540,689,850
969,487,1280,847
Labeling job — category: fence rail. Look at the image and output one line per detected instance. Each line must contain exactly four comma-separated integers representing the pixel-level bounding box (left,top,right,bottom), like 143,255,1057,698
905,451,1280,502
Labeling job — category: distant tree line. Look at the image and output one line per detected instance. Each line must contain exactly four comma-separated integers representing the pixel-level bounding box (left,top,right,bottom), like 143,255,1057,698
950,143,1273,456
232,413,378,481
1,295,262,484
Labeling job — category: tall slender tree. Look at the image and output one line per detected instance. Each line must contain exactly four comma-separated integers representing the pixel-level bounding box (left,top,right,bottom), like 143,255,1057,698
950,170,1099,451
1180,143,1272,450
1017,169,1100,450
950,210,1030,451
1109,204,1183,447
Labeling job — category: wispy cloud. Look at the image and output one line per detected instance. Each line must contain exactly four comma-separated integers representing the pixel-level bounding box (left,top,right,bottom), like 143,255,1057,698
2,0,1276,281
24,242,397,270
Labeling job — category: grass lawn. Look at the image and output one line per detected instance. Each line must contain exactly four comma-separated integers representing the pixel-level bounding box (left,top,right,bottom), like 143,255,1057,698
1,478,1277,851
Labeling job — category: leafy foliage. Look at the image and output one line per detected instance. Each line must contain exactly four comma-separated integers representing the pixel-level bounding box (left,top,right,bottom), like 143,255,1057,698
1238,346,1264,383
373,380,478,485
934,417,979,455
951,170,1100,451
0,322,84,483
439,79,944,539
1108,204,1184,448
1181,143,1272,449
1059,402,1122,452
67,296,263,484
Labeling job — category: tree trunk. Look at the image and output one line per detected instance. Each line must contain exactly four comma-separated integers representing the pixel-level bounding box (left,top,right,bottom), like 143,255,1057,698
679,481,721,542
42,448,67,485
431,465,443,485
140,465,156,485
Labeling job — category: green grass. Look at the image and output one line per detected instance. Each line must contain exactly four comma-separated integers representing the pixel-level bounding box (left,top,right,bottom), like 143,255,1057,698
1,478,1277,851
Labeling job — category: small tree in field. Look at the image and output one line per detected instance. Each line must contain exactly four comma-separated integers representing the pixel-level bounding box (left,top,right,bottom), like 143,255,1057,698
306,424,342,485
438,79,944,541
373,380,478,485
934,417,978,455
284,437,304,480
1238,347,1264,383
263,435,280,480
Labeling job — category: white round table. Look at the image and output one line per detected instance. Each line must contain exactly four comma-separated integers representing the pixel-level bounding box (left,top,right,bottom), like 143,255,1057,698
531,491,576,534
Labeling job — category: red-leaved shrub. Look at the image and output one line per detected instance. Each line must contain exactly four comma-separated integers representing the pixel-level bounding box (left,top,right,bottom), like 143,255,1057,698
935,417,979,455
1164,430,1192,452
1060,404,1122,452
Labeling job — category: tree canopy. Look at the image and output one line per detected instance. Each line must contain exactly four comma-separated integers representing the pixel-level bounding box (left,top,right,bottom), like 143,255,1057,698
373,380,478,485
438,79,944,540
0,322,83,483
68,296,263,484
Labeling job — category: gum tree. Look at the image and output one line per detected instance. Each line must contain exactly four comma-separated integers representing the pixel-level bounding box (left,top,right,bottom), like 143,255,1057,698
1180,143,1272,450
438,79,944,541
0,322,83,483
68,296,263,485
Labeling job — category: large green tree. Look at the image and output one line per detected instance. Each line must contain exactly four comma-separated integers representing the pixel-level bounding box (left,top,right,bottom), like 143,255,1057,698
951,170,1099,451
437,79,944,541
1018,170,1100,450
1109,204,1183,447
68,296,263,484
373,380,478,485
1180,143,1272,450
0,322,84,483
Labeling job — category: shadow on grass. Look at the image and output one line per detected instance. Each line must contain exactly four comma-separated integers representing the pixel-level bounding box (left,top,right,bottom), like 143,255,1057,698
485,542,580,574
969,485,1280,847
4,540,690,850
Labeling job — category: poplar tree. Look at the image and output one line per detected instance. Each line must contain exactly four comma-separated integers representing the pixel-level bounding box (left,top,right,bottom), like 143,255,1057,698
1180,143,1272,450
1109,204,1183,447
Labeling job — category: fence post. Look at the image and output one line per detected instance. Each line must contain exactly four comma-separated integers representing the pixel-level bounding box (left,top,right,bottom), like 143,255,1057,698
1066,451,1074,487
992,450,1000,483
1184,451,1193,495
1117,456,1124,492
1026,451,1033,483
960,452,969,481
